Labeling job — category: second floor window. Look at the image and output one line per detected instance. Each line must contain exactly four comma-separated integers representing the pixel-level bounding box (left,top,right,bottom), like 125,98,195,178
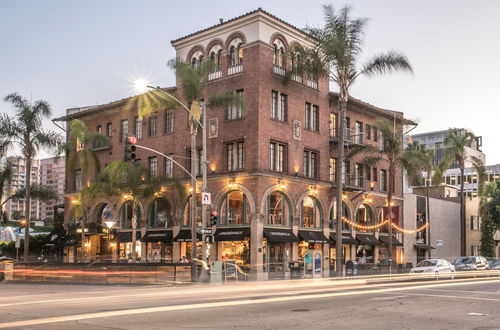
269,141,287,172
106,123,112,137
149,157,157,179
271,91,287,121
75,169,82,191
303,150,318,178
380,169,387,191
225,141,244,171
165,156,173,178
134,117,142,139
329,158,336,182
149,112,157,137
226,90,243,120
165,110,174,133
305,103,319,131
120,119,128,143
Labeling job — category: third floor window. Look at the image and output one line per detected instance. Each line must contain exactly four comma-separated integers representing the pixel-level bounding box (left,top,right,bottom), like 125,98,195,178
271,91,287,121
305,103,319,131
269,141,287,172
303,150,318,178
226,90,243,120
119,119,128,143
134,117,142,139
225,141,244,171
149,112,157,137
165,110,174,134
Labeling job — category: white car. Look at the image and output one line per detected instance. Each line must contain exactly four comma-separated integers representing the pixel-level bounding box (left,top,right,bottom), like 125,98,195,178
409,259,455,280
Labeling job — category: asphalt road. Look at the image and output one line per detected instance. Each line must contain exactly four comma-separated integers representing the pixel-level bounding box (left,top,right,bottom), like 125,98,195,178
1,276,500,329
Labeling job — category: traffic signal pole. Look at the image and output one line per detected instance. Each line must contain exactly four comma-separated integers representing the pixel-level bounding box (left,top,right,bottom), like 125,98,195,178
199,102,209,282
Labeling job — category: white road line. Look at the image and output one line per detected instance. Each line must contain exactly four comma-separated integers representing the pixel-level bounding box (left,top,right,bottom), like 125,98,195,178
1,278,499,328
422,288,500,296
390,292,500,302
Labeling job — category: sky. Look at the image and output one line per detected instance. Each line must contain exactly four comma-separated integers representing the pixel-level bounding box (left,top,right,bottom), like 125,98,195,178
1,0,499,164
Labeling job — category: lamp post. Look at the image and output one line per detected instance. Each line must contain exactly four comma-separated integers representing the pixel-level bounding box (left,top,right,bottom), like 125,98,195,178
142,84,208,282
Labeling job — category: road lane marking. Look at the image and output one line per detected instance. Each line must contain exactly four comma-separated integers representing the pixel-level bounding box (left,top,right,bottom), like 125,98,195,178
390,292,500,302
1,278,500,328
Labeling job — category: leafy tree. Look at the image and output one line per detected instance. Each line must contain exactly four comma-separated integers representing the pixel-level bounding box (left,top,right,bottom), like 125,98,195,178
480,181,500,257
0,93,62,259
291,5,412,274
444,128,485,256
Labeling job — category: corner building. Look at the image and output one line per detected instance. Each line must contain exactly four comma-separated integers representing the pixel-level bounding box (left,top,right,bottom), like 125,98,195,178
58,9,413,279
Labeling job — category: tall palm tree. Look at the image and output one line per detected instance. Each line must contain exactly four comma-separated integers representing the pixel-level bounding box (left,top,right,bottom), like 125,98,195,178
0,159,13,224
444,128,485,256
0,93,62,259
59,119,107,262
349,119,419,264
405,140,450,257
292,5,413,275
138,58,244,278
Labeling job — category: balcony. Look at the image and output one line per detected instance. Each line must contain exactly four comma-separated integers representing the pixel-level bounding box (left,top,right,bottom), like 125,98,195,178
208,70,222,81
291,74,303,84
330,128,365,153
272,64,286,76
91,140,110,151
228,64,243,75
338,174,366,192
306,79,318,89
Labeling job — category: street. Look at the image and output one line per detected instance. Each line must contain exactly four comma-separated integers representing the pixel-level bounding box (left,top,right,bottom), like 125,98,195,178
1,276,500,329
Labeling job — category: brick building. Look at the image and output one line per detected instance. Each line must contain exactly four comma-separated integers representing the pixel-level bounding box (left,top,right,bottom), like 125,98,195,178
56,9,414,278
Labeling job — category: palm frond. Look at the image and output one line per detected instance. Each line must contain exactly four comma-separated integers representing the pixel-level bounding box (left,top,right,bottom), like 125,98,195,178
208,90,245,110
360,51,413,77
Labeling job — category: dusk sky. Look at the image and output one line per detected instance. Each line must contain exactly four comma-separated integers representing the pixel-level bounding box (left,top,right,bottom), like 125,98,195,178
1,0,499,164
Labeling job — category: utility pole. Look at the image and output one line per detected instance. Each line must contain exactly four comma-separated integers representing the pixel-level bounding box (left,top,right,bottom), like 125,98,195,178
190,127,198,282
335,101,346,277
200,102,209,282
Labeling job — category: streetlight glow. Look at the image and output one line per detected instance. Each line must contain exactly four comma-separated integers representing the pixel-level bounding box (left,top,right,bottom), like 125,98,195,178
134,78,150,93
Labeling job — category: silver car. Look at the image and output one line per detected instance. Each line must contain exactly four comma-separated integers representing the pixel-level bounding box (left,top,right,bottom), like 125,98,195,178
453,256,490,271
409,259,455,280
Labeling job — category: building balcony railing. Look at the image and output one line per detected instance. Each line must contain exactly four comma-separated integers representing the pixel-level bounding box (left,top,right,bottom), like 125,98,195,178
306,79,318,89
228,64,243,75
291,74,303,84
208,70,222,81
272,64,286,76
91,141,110,151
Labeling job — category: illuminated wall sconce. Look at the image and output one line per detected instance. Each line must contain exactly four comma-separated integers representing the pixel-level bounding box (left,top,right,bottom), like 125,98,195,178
210,164,216,175
84,242,91,248
369,181,375,191
188,186,193,193
309,184,319,195
364,197,373,204
294,166,299,177
342,193,347,200
122,193,133,201
228,178,237,189
277,180,286,190
110,242,117,248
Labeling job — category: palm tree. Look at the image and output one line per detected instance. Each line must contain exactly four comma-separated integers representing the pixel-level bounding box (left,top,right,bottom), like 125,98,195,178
0,160,13,224
59,119,107,261
0,93,62,259
444,128,485,256
405,141,450,257
83,161,185,262
349,119,419,264
138,58,244,278
292,5,413,275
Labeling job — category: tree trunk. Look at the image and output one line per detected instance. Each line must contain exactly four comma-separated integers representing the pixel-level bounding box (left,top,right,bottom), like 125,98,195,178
81,207,86,263
190,132,198,281
426,174,431,258
131,199,137,263
335,100,347,277
387,165,394,265
460,162,466,256
23,156,31,260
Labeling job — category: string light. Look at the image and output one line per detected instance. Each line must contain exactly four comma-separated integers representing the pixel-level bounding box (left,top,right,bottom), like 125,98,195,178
391,222,429,234
340,217,429,233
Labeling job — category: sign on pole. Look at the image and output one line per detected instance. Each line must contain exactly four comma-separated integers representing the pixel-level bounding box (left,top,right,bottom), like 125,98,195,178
202,192,211,205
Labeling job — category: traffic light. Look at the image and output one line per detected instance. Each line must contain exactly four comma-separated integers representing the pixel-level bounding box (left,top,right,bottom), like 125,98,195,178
124,134,137,161
210,210,218,226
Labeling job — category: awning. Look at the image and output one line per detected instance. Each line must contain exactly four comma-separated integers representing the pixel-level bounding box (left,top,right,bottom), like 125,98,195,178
116,231,141,243
63,235,81,246
330,233,358,245
263,228,298,243
379,235,403,246
356,234,380,246
173,229,201,242
215,228,251,241
414,244,436,250
141,230,173,243
298,230,328,244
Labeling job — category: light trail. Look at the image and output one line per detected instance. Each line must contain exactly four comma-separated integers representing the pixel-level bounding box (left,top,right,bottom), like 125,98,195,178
0,277,499,328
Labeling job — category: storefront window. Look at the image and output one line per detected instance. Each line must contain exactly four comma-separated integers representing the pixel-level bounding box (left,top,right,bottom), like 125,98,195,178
267,191,291,226
146,242,172,262
119,202,141,229
356,204,375,232
301,196,321,228
219,191,249,225
148,198,174,228
119,241,142,261
182,195,202,227
356,245,374,264
330,200,350,231
221,241,250,269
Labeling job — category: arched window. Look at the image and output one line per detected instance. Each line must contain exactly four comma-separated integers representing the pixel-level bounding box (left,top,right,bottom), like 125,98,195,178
301,196,322,228
148,198,173,228
330,200,350,231
191,57,197,69
182,195,202,227
209,50,222,72
68,207,80,227
267,191,291,226
219,191,249,225
356,204,375,232
95,203,113,225
228,46,237,67
119,202,141,229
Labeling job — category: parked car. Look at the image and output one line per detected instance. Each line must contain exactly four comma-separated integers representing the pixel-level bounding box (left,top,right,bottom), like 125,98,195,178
453,256,490,271
409,259,455,279
487,259,500,270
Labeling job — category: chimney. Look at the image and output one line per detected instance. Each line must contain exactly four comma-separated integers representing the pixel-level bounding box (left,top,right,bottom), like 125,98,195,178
219,18,224,24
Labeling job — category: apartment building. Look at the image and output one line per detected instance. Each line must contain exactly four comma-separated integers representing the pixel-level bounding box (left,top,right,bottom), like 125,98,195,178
56,8,414,278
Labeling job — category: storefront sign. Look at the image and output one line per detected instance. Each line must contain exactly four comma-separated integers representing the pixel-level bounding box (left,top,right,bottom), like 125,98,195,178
202,192,211,205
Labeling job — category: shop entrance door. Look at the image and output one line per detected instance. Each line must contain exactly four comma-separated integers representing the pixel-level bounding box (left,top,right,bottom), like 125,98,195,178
268,244,285,280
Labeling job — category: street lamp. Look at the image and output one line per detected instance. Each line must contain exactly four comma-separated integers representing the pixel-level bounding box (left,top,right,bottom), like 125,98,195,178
134,81,209,282
104,220,116,262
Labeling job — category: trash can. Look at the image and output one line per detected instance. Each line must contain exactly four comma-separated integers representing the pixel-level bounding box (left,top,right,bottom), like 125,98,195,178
289,262,304,279
346,260,358,276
